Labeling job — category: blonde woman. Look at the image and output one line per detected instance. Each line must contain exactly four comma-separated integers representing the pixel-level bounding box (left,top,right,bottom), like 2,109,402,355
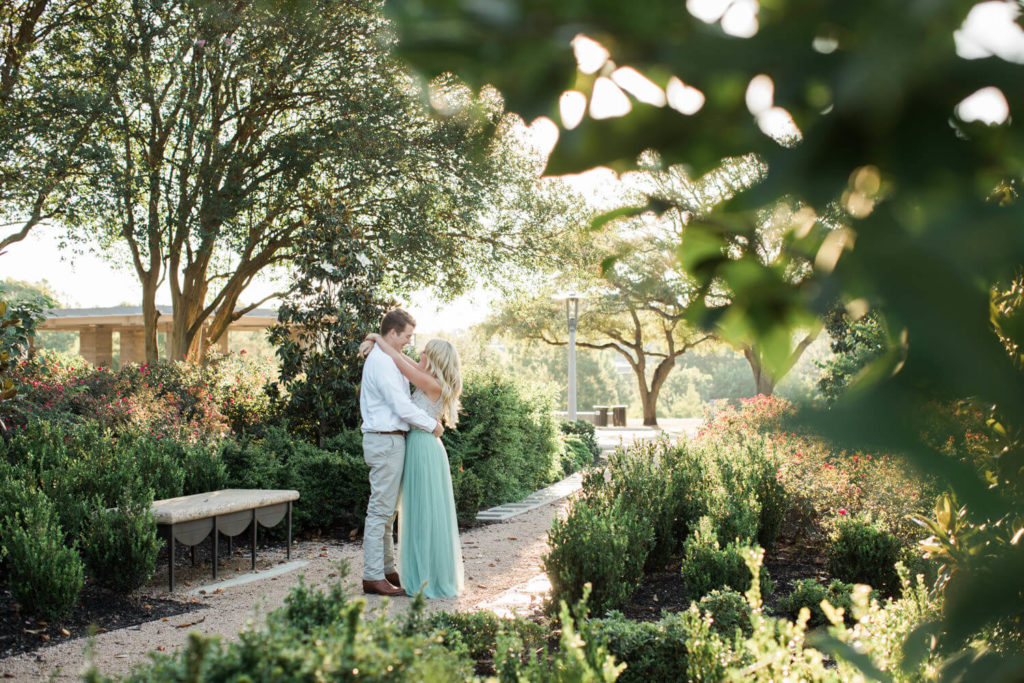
361,334,465,598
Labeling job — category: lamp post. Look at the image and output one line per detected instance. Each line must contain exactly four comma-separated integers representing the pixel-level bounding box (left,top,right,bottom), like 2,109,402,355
555,293,582,421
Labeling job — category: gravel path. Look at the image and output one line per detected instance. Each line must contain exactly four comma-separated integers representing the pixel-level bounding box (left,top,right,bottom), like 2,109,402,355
0,499,570,681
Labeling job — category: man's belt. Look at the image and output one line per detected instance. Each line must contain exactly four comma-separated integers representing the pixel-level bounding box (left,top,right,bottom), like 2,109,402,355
367,429,408,436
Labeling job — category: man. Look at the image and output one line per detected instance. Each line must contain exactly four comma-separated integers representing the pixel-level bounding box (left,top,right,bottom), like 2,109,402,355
359,308,443,596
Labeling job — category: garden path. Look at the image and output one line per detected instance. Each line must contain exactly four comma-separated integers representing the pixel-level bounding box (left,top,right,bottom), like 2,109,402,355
0,423,695,681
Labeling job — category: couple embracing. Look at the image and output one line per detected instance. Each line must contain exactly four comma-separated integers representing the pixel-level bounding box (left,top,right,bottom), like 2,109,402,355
358,308,465,598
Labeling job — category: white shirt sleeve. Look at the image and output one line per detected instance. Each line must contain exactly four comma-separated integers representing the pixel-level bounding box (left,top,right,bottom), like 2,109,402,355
377,356,437,433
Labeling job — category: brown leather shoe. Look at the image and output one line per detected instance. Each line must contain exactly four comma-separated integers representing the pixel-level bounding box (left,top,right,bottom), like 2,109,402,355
362,579,404,596
385,572,401,589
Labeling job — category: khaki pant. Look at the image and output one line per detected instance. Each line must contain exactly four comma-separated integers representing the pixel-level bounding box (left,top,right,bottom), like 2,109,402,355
362,433,405,581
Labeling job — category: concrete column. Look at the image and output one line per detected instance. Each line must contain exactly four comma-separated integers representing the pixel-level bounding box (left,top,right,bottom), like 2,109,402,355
120,328,146,365
215,331,229,354
80,326,113,367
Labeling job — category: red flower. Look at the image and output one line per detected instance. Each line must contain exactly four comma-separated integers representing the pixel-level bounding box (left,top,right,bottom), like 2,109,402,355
839,508,847,515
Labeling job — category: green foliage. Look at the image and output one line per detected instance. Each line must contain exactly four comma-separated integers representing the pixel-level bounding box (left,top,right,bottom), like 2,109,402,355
81,492,161,594
2,421,183,541
219,434,287,492
701,395,934,551
427,610,545,663
589,611,690,683
560,433,595,478
94,567,474,682
561,418,600,459
544,495,653,615
680,517,771,598
495,596,625,682
775,579,856,628
817,308,888,405
600,445,688,572
0,296,47,430
3,494,83,621
818,565,946,681
289,429,371,534
696,588,753,638
178,441,228,495
395,2,1024,673
827,515,902,595
486,246,714,425
450,466,484,527
269,221,394,446
0,280,75,354
444,369,563,507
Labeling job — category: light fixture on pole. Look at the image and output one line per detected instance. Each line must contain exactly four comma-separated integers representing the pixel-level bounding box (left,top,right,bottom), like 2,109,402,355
554,293,583,421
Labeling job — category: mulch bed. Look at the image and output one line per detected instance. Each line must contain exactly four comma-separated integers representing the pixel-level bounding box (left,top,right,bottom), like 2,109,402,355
0,583,206,661
619,538,829,621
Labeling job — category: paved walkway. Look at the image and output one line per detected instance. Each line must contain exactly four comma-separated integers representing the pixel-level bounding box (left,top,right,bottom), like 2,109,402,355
475,420,699,524
468,419,703,617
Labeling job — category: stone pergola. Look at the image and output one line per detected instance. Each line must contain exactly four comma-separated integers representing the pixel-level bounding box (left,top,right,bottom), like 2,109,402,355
38,306,279,366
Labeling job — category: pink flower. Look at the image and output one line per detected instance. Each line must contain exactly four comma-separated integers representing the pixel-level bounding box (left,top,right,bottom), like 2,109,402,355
839,508,847,515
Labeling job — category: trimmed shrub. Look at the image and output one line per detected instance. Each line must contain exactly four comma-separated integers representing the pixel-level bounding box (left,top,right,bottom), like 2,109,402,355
592,445,676,572
450,466,483,527
289,430,370,534
219,432,287,491
827,515,901,593
697,588,753,637
681,517,771,598
590,611,691,683
108,572,473,682
4,495,83,621
704,485,761,546
428,610,545,662
118,435,186,500
81,492,162,594
179,441,228,495
561,419,600,460
775,578,857,628
560,433,595,475
545,496,653,614
444,370,562,507
495,598,624,683
0,462,38,560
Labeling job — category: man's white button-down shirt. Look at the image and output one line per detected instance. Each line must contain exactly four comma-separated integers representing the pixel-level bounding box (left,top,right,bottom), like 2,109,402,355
359,345,437,433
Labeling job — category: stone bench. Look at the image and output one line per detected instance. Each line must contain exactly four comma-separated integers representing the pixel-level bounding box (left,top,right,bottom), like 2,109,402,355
152,488,300,592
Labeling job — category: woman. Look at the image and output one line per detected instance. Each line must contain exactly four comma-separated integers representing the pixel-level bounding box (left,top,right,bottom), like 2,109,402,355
361,334,465,598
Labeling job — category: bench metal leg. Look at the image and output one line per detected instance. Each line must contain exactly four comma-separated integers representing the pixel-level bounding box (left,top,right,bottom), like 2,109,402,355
212,520,219,581
251,509,257,570
287,501,292,561
191,544,196,567
168,524,175,593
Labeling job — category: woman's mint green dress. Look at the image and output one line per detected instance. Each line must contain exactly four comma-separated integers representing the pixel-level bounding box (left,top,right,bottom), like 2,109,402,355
398,389,465,598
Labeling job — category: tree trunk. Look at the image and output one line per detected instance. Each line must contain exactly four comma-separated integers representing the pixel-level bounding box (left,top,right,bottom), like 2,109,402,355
626,358,674,426
168,285,208,362
140,275,160,363
755,372,776,396
742,345,776,396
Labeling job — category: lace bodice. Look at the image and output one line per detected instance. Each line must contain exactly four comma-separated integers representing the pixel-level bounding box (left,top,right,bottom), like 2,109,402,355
411,388,443,421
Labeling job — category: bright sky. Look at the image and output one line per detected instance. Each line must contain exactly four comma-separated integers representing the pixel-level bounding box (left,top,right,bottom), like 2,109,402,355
1,228,492,334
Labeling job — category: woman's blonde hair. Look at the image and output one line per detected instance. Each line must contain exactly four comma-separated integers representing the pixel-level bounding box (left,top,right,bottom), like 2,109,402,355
422,339,462,427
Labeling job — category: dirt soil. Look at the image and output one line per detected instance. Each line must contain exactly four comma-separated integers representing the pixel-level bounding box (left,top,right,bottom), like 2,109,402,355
619,538,830,621
0,499,570,681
